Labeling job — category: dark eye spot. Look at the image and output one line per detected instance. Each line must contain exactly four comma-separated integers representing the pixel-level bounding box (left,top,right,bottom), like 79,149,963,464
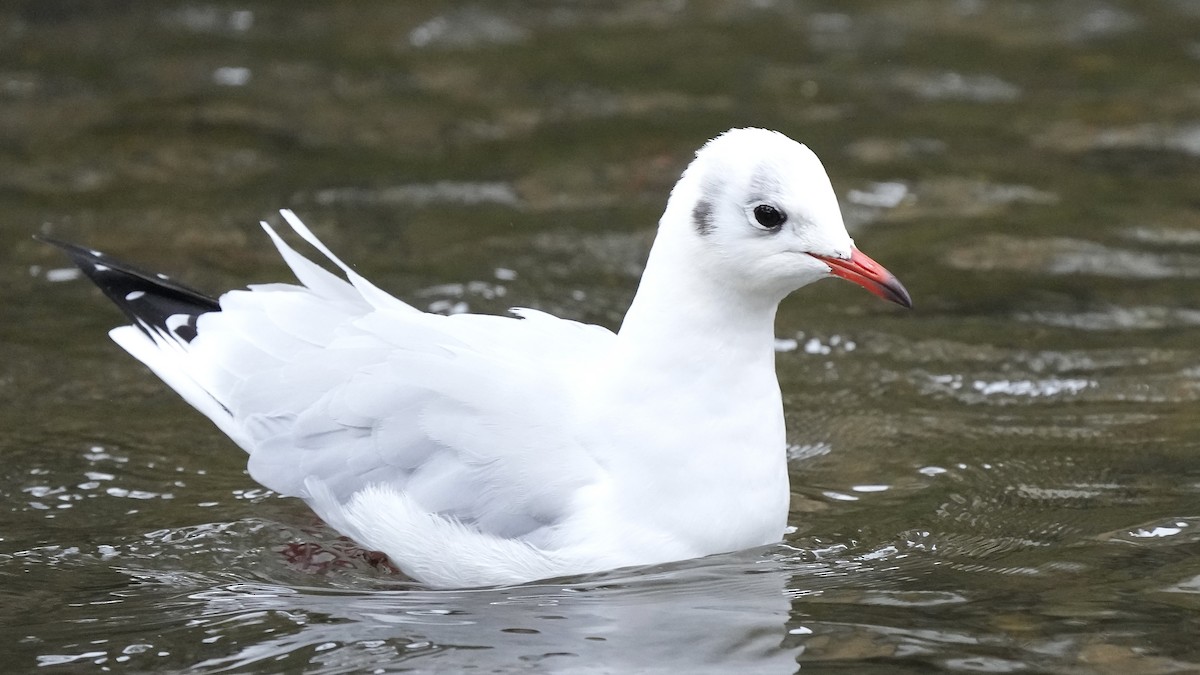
753,204,786,230
692,199,715,236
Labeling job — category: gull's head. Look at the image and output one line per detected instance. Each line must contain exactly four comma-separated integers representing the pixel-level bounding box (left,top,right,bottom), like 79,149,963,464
663,128,911,308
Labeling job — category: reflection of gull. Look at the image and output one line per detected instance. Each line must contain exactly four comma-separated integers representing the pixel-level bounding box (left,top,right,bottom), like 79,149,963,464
44,128,910,588
149,553,799,673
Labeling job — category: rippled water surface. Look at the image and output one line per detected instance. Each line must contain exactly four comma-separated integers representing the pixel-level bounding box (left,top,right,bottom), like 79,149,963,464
4,1,1200,672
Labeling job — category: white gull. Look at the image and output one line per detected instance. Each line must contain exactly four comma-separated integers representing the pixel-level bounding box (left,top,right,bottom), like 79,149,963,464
43,128,911,588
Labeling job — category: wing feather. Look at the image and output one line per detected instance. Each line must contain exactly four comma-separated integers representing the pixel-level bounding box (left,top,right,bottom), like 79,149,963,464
279,209,417,314
75,211,618,576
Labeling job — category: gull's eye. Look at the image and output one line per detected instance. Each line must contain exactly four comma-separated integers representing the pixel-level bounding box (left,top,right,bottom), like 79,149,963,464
752,204,787,230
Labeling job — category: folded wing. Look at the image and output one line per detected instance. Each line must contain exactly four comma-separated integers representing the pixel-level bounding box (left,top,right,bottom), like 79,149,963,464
86,212,616,580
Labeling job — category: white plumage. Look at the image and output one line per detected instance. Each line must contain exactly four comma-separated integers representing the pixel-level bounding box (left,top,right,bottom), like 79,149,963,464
57,128,911,588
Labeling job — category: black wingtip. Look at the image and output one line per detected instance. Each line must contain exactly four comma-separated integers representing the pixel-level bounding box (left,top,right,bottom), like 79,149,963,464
37,234,221,343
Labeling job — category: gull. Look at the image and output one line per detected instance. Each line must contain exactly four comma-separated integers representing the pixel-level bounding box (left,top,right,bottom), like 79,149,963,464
42,128,911,588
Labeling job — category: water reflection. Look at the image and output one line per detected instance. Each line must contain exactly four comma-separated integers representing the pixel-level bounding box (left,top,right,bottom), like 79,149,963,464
74,555,800,673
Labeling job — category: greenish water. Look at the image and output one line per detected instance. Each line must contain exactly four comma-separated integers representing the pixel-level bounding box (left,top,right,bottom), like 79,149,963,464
4,1,1200,672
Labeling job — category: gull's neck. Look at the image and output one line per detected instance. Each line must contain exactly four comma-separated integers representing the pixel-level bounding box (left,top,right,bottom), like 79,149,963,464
616,232,780,370
614,191,784,373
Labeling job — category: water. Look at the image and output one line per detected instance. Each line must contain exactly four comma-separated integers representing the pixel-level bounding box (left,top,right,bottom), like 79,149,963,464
4,1,1200,672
